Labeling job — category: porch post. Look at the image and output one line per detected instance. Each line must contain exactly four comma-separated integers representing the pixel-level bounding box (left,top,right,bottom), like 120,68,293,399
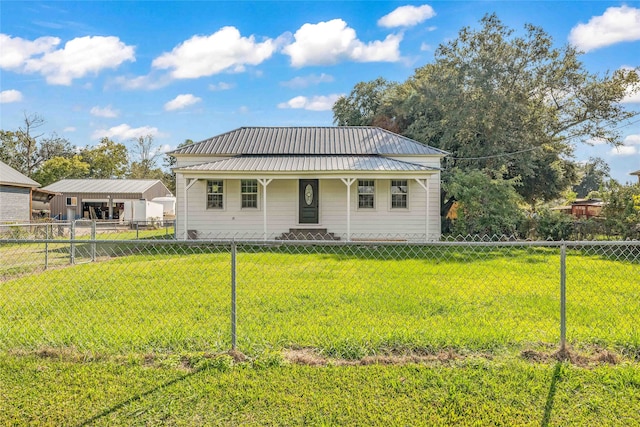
340,178,356,241
183,176,198,240
415,177,431,242
258,179,273,240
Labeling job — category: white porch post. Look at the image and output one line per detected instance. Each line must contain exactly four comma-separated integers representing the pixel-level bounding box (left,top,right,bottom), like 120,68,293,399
340,178,356,241
415,177,431,242
183,176,198,240
258,179,273,240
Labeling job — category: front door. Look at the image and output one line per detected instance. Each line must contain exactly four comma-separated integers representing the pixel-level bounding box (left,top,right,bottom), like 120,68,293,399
299,179,319,224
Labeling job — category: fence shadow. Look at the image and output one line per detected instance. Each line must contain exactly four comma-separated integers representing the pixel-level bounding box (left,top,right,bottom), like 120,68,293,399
541,363,563,427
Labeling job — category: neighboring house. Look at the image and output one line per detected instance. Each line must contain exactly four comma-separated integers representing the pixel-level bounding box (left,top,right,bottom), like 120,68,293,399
170,127,447,241
553,198,603,219
0,161,42,222
42,179,172,220
631,170,640,184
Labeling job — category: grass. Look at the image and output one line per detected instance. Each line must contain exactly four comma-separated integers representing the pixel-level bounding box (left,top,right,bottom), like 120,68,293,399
1,242,639,425
1,243,638,358
1,351,639,426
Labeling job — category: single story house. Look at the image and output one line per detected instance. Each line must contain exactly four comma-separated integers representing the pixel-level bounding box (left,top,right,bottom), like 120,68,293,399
631,170,640,184
170,126,447,241
553,198,603,219
0,160,41,222
42,179,172,220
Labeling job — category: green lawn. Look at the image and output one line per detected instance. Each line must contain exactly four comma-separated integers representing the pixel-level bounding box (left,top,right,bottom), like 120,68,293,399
1,242,638,425
1,352,639,426
1,243,638,358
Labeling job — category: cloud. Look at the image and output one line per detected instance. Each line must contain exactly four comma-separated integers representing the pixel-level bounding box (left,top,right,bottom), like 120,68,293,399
282,19,402,67
112,73,172,90
569,6,640,52
164,94,202,111
624,134,640,145
621,85,640,104
208,82,235,91
91,124,163,140
0,89,23,103
420,43,431,51
587,137,608,145
90,105,119,118
63,126,76,132
281,73,334,89
1,34,135,85
277,94,342,111
0,34,60,69
152,26,277,79
610,145,638,156
378,4,436,28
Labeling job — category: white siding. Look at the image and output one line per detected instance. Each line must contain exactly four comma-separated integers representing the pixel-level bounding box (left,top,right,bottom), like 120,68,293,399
176,175,441,240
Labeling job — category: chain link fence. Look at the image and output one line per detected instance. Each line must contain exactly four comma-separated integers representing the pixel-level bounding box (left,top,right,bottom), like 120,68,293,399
1,237,638,359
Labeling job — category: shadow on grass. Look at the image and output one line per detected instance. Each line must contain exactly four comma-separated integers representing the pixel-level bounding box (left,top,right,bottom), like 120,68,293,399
76,364,211,427
541,363,563,427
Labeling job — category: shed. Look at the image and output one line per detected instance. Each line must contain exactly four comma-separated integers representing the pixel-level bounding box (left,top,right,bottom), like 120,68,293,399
42,179,172,220
0,161,40,222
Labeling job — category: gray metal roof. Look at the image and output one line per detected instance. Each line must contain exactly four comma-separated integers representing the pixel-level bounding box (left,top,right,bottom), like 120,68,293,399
0,161,40,188
631,170,640,175
177,156,438,173
42,179,164,194
170,127,448,156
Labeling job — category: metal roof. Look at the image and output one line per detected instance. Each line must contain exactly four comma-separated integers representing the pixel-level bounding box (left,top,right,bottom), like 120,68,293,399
177,156,439,173
42,179,165,194
0,161,40,188
170,127,448,156
631,170,640,176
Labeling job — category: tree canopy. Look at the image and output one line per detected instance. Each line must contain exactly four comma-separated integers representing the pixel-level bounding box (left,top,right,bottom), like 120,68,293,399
334,14,639,222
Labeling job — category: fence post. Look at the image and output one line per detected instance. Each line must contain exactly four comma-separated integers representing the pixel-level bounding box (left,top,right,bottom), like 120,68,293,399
136,222,139,240
560,242,567,352
231,241,237,350
44,224,49,270
70,220,76,265
91,221,97,262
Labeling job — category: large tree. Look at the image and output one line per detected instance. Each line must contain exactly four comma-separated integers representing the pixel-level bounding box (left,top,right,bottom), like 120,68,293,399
32,155,90,186
80,138,129,179
0,113,74,176
334,14,639,215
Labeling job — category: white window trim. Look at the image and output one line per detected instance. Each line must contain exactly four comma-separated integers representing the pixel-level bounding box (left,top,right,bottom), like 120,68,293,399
206,179,225,210
240,179,260,210
356,179,376,211
389,179,409,210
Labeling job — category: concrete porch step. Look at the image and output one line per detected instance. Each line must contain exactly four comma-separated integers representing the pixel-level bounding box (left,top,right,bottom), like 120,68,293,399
276,228,341,241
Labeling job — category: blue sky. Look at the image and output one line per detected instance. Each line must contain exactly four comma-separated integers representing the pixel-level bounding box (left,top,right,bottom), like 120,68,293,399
1,1,639,183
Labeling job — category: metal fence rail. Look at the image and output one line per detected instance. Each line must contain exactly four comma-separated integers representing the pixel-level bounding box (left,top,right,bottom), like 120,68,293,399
0,238,638,359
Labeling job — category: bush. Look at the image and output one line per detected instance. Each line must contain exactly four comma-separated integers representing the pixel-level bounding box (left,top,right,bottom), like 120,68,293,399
535,209,574,241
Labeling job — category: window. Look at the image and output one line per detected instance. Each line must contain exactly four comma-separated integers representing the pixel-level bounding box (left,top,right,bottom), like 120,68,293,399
66,197,77,206
241,179,258,208
391,180,408,209
358,179,375,209
206,180,224,209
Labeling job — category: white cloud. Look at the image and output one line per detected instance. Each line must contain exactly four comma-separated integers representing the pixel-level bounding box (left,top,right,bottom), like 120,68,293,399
621,85,640,104
569,6,640,52
91,124,163,140
112,73,172,90
63,126,76,132
624,134,640,145
378,4,436,28
610,145,638,156
420,43,431,52
282,19,402,67
208,82,235,91
0,34,60,69
281,73,334,88
152,26,276,79
277,94,342,111
90,105,119,118
0,89,23,103
587,137,608,145
164,94,202,111
3,35,136,85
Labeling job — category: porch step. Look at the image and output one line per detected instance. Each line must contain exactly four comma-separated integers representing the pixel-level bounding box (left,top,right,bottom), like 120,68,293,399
277,228,341,241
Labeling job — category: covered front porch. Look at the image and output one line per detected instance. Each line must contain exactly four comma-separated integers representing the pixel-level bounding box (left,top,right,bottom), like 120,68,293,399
176,172,440,242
